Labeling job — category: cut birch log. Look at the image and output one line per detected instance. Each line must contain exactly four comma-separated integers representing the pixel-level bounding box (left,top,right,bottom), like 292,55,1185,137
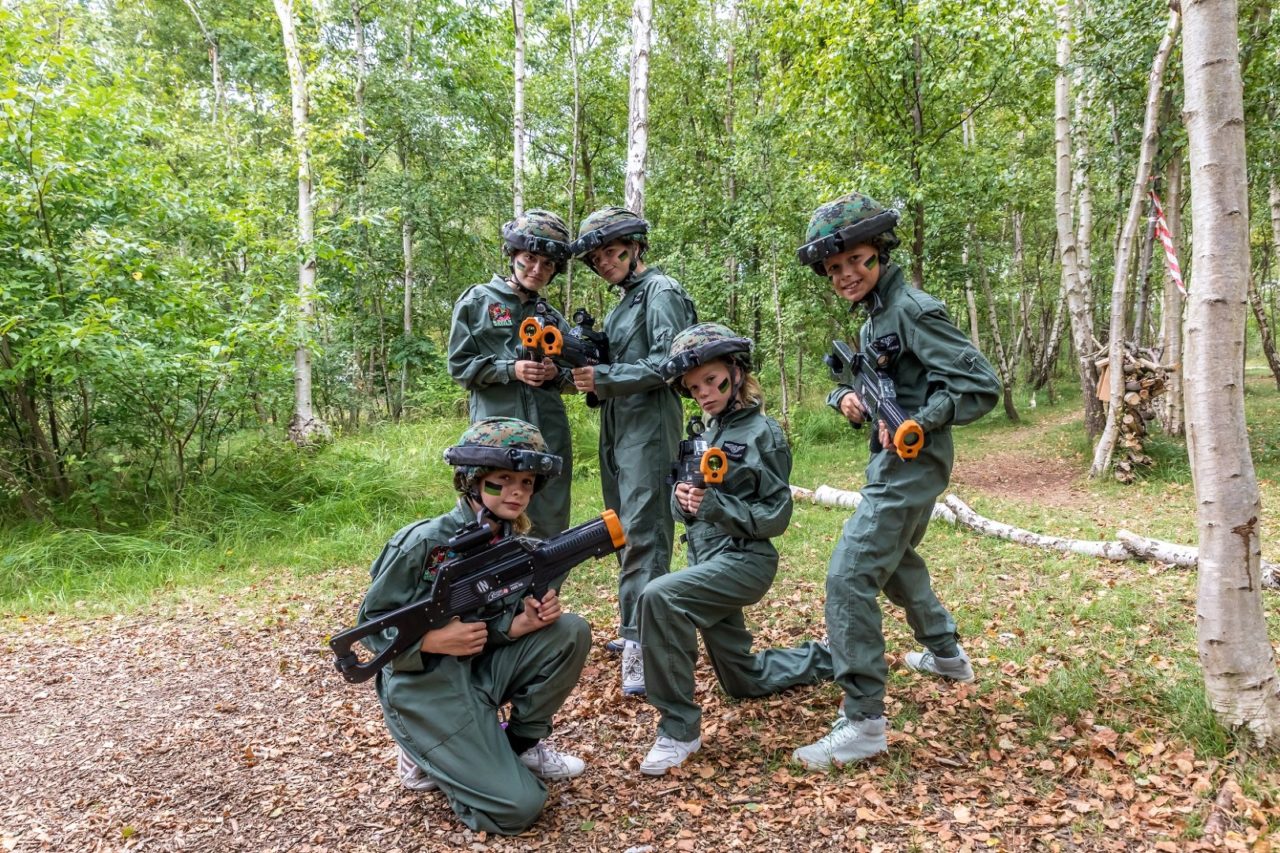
792,485,1276,591
943,495,1134,560
1117,530,1280,590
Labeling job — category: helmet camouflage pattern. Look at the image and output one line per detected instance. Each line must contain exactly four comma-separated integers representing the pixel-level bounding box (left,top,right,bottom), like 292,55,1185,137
796,192,901,276
660,322,754,396
502,209,572,274
445,417,562,493
571,206,649,269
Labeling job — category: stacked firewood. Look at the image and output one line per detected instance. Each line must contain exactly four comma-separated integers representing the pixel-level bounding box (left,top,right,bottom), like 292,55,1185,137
1095,345,1169,483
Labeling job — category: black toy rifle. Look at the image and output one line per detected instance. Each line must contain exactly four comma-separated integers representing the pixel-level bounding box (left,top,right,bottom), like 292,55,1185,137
330,511,626,684
824,339,925,460
668,417,728,489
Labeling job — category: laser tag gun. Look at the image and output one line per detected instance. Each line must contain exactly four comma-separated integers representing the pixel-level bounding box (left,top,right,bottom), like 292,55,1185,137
330,511,626,684
518,301,564,363
667,416,729,489
551,308,610,408
824,339,925,460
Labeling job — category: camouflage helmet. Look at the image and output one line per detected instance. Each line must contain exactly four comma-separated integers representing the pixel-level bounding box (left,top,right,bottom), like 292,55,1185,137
502,209,572,274
444,417,562,494
571,206,649,270
660,323,754,396
796,192,901,276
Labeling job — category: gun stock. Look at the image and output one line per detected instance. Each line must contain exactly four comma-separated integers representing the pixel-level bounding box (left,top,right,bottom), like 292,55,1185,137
330,510,626,684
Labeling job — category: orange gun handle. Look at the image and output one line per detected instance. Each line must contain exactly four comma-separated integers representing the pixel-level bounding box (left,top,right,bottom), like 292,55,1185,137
700,447,728,485
520,317,543,349
539,325,563,357
892,420,924,460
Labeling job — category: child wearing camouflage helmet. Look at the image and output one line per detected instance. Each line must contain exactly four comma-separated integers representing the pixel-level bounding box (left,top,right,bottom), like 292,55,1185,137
634,323,833,776
356,417,590,835
790,192,999,769
448,210,577,540
568,206,698,697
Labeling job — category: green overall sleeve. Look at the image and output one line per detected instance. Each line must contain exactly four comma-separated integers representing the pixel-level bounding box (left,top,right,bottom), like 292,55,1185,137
907,306,1000,432
593,287,695,398
448,286,515,389
694,428,793,540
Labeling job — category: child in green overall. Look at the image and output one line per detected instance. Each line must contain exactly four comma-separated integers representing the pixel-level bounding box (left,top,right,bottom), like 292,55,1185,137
636,324,833,775
568,207,698,697
448,211,576,539
357,418,590,834
789,192,999,769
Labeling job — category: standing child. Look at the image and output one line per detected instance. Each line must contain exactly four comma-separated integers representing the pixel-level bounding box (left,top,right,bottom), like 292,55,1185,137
357,418,590,835
448,210,575,539
568,207,697,697
789,192,999,769
636,324,833,775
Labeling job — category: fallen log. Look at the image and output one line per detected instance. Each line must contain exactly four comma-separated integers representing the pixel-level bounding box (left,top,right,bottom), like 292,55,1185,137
792,485,1276,590
943,495,1134,561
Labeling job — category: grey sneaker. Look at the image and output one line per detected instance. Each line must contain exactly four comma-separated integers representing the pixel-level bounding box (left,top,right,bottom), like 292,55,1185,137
639,735,701,776
605,637,625,655
621,641,646,696
792,716,887,769
904,647,975,683
518,742,585,781
397,745,439,792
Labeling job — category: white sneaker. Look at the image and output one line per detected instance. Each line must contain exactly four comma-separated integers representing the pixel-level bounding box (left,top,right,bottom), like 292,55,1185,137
640,735,701,776
518,742,586,781
791,716,887,769
621,641,646,696
397,745,438,792
904,647,975,683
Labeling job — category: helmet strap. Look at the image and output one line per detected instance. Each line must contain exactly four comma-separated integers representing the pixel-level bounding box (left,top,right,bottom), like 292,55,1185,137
467,485,512,537
507,270,539,301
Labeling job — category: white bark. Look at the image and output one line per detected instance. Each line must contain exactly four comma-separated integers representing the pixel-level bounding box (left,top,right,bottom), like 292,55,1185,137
771,253,789,431
1055,1,1101,435
274,0,328,445
790,485,956,524
1182,0,1280,745
182,0,222,121
1117,531,1280,589
565,0,581,314
1090,11,1180,478
512,0,526,216
625,0,652,216
1160,154,1185,435
945,495,1133,560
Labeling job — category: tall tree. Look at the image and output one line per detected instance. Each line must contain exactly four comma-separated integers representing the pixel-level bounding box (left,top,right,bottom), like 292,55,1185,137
1182,0,1280,746
274,0,329,445
513,0,526,215
1055,0,1104,437
1159,154,1186,432
625,0,652,215
1089,9,1179,478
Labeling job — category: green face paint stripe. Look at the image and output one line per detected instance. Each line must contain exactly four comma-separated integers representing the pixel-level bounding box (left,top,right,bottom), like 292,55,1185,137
618,250,629,262
482,481,503,496
865,254,878,269
717,376,731,393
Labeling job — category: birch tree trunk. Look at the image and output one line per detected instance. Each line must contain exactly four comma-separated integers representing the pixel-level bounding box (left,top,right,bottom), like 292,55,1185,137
1055,0,1103,437
512,0,526,216
1183,0,1280,746
1089,11,1179,478
1254,176,1280,390
564,0,581,314
1160,153,1186,434
396,19,415,423
771,251,790,432
274,0,329,445
625,0,652,216
1132,217,1156,345
181,0,222,122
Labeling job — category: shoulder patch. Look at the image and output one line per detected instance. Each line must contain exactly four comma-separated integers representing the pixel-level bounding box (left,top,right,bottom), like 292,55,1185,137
423,545,451,581
871,333,902,365
720,440,748,462
489,303,514,326
630,289,645,307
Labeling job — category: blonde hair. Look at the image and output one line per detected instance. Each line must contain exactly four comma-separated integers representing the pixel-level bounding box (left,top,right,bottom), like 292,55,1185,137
739,372,765,413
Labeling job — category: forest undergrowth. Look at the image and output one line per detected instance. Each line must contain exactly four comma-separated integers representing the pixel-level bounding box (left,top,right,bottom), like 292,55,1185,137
2,380,1279,851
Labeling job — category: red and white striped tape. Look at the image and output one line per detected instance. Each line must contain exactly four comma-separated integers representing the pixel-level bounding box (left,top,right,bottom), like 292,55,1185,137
1149,189,1186,297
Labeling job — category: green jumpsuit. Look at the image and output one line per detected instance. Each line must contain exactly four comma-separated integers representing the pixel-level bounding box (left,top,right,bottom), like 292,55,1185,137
358,502,591,835
825,263,999,720
448,275,574,538
639,402,833,742
593,267,697,642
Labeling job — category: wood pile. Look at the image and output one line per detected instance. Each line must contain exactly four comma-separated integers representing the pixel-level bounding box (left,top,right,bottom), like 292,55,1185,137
1095,345,1170,483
